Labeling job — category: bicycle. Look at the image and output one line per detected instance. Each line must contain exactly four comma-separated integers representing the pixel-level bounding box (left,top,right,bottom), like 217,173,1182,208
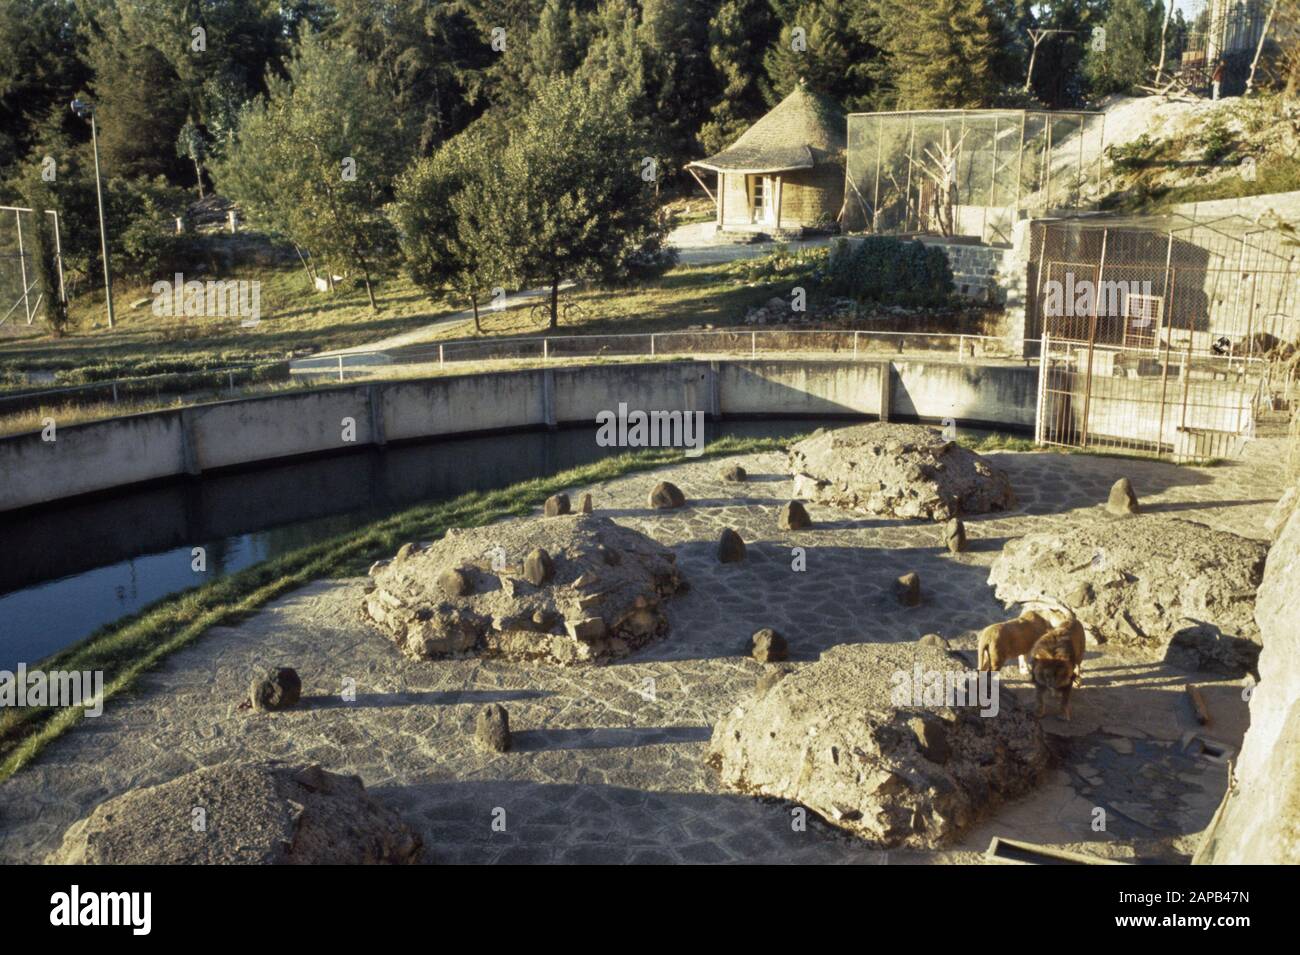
529,297,589,325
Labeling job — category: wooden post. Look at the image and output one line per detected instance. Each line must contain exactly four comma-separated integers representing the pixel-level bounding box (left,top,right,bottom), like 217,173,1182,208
49,210,65,305
774,176,783,231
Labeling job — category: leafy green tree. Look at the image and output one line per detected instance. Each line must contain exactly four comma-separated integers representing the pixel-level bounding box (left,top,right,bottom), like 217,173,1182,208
389,127,503,333
214,31,404,310
471,73,673,329
323,0,492,154
0,0,89,180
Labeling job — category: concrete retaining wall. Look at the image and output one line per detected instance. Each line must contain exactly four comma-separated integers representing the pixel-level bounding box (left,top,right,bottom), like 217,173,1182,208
0,359,1039,513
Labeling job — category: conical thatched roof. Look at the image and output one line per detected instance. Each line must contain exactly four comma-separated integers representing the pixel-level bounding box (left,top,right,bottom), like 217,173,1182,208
690,84,846,174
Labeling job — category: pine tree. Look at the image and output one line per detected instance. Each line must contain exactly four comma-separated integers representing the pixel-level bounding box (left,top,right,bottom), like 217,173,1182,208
1084,0,1163,96
872,0,999,109
699,0,775,154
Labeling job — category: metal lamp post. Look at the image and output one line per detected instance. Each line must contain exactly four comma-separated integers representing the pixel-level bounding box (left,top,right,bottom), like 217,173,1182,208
71,98,115,329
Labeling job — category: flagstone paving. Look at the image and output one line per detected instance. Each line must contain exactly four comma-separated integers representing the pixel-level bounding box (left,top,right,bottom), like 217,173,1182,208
0,434,1287,864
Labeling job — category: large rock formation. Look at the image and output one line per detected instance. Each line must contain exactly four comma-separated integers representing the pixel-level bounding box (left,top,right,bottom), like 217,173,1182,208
989,516,1267,675
364,514,686,665
707,643,1050,849
47,763,422,864
788,423,1015,521
1196,485,1300,864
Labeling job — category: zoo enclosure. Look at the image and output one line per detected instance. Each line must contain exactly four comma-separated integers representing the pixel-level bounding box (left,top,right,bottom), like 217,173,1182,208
1030,215,1289,462
843,110,1105,245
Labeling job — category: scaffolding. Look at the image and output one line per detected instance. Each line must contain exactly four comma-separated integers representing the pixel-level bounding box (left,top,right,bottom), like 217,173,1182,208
843,109,1105,245
1157,0,1272,93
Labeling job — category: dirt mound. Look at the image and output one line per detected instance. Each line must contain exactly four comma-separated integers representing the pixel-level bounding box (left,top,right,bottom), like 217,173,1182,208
707,643,1050,849
364,514,686,665
47,763,422,865
788,423,1015,520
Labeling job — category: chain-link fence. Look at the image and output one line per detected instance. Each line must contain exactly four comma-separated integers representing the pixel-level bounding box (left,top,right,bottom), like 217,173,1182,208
843,110,1105,244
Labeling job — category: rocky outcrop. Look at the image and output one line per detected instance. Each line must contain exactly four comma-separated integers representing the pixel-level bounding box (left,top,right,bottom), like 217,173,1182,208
788,423,1015,521
989,516,1267,675
47,763,422,864
363,514,686,665
707,643,1051,849
1197,485,1300,864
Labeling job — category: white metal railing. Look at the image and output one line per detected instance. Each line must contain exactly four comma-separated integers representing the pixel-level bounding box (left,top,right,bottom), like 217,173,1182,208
296,328,1042,380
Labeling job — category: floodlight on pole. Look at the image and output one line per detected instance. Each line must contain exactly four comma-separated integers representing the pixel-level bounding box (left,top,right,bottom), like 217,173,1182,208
71,97,115,329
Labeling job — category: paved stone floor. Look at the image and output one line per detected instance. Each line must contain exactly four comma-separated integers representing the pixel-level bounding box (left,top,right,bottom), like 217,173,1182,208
0,433,1288,864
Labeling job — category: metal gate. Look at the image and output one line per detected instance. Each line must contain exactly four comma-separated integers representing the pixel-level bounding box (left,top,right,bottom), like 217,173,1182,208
0,206,64,328
1036,329,1264,463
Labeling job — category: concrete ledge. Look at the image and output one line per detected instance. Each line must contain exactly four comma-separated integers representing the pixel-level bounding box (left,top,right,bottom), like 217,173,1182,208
0,359,1039,513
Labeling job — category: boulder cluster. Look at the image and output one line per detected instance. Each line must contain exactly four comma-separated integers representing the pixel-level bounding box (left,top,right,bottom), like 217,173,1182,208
708,643,1051,849
988,514,1267,675
789,423,1015,521
363,514,687,665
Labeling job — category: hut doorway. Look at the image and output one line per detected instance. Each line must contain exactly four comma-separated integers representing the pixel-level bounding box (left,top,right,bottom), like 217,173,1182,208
748,175,777,225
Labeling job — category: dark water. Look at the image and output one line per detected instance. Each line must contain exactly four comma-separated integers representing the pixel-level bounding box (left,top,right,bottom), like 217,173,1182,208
0,420,819,669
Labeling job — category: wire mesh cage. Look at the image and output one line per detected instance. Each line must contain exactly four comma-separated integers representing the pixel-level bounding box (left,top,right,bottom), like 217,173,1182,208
843,110,1105,245
1027,214,1300,356
1029,214,1294,463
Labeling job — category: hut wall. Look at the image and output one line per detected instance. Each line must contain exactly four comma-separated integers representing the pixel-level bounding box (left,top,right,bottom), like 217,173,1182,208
779,165,844,228
720,173,752,227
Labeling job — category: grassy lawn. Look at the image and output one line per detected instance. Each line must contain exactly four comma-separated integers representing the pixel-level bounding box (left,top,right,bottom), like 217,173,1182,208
0,256,793,382
409,259,790,344
0,266,460,381
0,433,798,782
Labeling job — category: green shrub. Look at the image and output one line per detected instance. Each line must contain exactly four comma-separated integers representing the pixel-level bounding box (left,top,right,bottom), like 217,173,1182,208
822,236,953,305
1106,134,1157,173
1199,115,1235,165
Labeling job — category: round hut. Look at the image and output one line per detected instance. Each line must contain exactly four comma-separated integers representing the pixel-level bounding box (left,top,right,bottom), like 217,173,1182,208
687,83,846,236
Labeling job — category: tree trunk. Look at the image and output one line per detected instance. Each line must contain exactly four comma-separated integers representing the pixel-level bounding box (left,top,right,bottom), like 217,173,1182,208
358,255,378,311
471,296,481,334
192,155,206,199
1024,36,1040,93
549,279,559,330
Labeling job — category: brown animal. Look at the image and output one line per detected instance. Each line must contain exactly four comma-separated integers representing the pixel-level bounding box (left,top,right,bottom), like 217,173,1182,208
1038,607,1088,686
1031,623,1086,719
977,611,1055,674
